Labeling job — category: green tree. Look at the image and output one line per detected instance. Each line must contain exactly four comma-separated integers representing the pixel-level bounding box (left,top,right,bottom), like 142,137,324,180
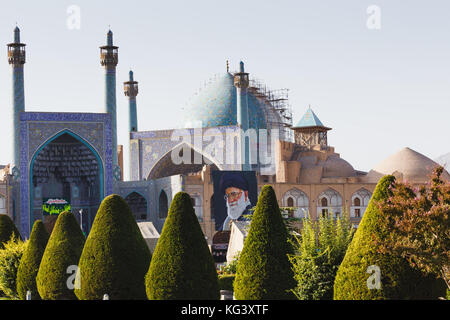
145,192,219,300
334,175,446,300
75,194,151,300
0,214,21,249
16,220,49,300
233,185,295,300
375,167,449,292
36,211,85,300
0,235,26,299
289,212,354,300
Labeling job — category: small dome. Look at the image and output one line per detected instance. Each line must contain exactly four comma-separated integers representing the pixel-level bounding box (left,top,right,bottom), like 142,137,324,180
322,155,356,178
183,73,267,129
368,147,450,183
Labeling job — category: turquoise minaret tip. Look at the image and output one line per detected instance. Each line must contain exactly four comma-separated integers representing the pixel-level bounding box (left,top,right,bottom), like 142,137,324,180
129,70,134,81
239,61,245,73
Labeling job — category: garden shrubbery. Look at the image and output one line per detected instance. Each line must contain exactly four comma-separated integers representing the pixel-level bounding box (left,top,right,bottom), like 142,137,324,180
145,192,219,300
234,185,295,300
16,220,49,300
0,214,21,249
290,212,354,300
0,235,26,299
36,211,85,300
334,175,445,300
76,194,151,300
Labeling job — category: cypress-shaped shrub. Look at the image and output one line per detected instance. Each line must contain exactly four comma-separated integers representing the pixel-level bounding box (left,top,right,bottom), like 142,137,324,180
233,185,296,300
75,194,151,300
334,175,444,300
0,214,21,249
36,211,85,300
16,220,49,300
145,192,219,300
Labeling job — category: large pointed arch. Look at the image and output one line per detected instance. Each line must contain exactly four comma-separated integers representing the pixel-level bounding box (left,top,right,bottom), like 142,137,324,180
29,129,104,231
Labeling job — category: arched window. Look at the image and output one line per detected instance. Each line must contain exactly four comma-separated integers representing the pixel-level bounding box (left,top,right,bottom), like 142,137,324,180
159,190,168,219
287,197,294,207
351,189,372,218
282,188,309,218
317,189,343,219
125,192,148,221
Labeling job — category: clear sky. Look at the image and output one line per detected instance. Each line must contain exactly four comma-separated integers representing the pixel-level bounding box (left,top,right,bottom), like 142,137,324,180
0,0,449,180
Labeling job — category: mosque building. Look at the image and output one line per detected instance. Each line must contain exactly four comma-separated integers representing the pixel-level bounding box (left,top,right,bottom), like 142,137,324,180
1,27,448,243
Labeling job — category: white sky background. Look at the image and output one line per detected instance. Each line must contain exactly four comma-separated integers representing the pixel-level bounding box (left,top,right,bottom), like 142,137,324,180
0,0,449,180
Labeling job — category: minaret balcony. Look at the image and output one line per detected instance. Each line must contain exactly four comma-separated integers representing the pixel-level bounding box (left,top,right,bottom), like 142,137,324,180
7,45,26,65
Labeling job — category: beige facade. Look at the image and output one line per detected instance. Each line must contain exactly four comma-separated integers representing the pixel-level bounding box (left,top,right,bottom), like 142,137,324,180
178,116,449,244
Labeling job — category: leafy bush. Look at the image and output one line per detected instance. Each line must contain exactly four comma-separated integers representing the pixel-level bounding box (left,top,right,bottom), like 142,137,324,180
145,192,219,300
218,275,235,291
0,214,21,249
36,211,85,300
75,194,151,300
16,220,49,300
334,175,445,300
233,185,296,300
0,235,26,299
289,212,354,300
375,167,449,293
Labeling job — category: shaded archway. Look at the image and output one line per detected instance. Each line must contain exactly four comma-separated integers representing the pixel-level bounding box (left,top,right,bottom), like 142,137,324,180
125,191,148,221
158,190,169,219
30,130,103,234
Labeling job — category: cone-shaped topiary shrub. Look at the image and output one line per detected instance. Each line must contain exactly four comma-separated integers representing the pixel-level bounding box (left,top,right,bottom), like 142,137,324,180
75,194,151,300
145,192,219,300
16,220,49,300
233,185,296,300
36,211,85,300
0,214,21,249
334,175,444,300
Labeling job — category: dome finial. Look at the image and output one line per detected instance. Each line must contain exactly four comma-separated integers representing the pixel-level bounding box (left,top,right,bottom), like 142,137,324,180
107,28,113,46
239,61,245,73
226,60,229,73
14,24,20,43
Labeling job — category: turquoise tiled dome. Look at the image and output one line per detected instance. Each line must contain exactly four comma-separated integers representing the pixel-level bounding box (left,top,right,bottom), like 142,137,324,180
184,73,267,130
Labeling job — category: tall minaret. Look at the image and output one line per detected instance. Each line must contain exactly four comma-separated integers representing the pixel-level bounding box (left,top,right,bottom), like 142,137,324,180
124,70,138,132
7,26,26,173
100,30,119,169
234,61,250,171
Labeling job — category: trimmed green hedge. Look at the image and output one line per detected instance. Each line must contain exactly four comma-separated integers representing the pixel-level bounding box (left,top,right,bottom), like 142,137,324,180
16,220,49,300
0,215,21,249
218,275,235,291
145,192,219,300
233,185,296,300
36,211,85,300
334,175,446,300
75,194,151,300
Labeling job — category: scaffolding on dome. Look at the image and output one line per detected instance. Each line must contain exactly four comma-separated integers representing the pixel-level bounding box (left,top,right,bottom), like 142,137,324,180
248,78,293,142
